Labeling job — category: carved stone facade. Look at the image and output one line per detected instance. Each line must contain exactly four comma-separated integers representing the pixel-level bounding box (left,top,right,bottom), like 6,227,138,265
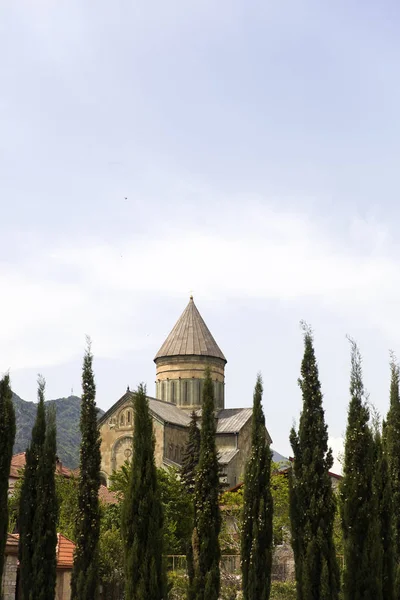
99,298,272,488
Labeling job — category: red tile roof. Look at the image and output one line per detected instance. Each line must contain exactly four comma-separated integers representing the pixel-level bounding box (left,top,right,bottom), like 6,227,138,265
6,533,75,569
10,453,75,480
56,534,75,569
99,484,118,505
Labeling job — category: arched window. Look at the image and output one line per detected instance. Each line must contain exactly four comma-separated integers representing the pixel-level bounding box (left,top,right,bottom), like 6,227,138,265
120,413,125,426
127,410,131,424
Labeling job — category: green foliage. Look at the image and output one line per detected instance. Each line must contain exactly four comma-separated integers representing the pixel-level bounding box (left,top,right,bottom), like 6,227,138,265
385,355,400,597
98,526,124,597
109,459,131,499
71,340,102,600
192,368,221,600
31,402,59,600
18,376,47,600
0,374,16,591
271,470,290,546
269,582,297,600
181,411,201,495
56,474,79,541
122,384,166,600
340,339,382,600
289,325,339,600
241,374,273,600
375,430,394,600
158,467,193,555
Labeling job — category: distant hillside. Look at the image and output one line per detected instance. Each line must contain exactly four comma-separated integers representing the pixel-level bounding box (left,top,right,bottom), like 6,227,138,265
12,393,104,469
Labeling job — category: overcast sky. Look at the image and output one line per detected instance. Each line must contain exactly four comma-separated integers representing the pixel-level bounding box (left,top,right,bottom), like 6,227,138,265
2,0,400,470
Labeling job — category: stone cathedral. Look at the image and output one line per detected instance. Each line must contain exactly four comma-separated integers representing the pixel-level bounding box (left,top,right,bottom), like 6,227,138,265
99,297,272,488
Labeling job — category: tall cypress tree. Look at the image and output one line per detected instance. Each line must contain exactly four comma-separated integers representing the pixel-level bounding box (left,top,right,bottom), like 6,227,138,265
375,428,394,600
340,338,382,600
71,339,101,600
181,410,201,599
0,374,16,592
289,324,339,600
122,383,166,600
18,376,47,600
31,403,58,600
192,368,221,600
385,355,400,597
241,374,273,600
181,411,201,495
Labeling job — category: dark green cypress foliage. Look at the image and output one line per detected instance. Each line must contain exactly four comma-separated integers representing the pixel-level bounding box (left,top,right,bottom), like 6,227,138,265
289,324,340,600
385,356,400,597
192,368,221,600
122,383,166,600
241,374,273,600
0,374,16,592
181,411,201,495
181,411,201,599
71,339,102,600
31,403,58,600
340,339,382,600
375,428,394,600
18,376,47,600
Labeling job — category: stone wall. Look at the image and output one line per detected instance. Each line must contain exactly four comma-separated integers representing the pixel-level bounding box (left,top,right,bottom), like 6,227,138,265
155,356,225,409
2,554,18,600
164,424,189,465
100,404,166,479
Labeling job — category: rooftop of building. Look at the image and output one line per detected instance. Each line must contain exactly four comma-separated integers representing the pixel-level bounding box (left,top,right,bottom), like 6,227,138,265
154,296,227,363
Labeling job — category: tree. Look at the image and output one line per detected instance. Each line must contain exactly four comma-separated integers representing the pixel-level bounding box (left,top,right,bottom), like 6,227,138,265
181,410,201,596
192,368,221,600
0,374,16,592
340,339,382,600
158,467,192,555
241,374,273,600
181,411,201,495
289,324,339,600
375,428,394,600
18,376,47,600
71,339,102,600
385,355,400,597
31,403,58,600
121,384,166,600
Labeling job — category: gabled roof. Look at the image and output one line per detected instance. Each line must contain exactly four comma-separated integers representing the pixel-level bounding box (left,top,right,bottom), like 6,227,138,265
98,391,192,428
218,448,239,465
215,408,253,434
154,297,226,363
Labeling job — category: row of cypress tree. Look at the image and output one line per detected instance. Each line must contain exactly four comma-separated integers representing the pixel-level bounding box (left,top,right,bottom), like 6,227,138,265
0,341,102,600
290,327,400,600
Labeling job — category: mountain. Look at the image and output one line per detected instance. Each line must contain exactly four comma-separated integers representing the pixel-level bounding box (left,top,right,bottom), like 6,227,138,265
12,393,104,469
272,449,289,466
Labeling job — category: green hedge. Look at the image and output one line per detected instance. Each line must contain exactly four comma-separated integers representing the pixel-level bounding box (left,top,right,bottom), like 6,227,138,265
270,582,297,600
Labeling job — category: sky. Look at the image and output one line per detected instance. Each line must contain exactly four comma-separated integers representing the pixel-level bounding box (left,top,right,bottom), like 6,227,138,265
2,0,400,472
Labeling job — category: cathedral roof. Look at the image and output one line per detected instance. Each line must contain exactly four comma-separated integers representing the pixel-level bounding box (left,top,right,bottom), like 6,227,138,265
98,391,257,435
154,297,226,363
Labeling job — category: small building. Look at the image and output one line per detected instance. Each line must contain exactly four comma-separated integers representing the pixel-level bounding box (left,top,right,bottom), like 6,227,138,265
2,533,75,600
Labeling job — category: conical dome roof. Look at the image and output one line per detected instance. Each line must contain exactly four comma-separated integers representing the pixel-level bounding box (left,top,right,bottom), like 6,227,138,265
154,297,226,363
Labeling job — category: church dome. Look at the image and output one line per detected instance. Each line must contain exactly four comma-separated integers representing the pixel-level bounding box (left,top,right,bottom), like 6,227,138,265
154,297,226,410
154,296,226,363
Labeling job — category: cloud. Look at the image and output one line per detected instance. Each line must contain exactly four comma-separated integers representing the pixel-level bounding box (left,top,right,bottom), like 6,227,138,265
2,199,400,372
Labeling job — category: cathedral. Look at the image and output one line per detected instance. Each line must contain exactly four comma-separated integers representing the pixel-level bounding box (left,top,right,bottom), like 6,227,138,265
99,297,272,488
